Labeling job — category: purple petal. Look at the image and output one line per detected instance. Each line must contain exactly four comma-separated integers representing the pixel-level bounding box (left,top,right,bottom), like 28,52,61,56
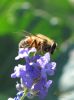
22,76,33,88
44,52,50,61
46,62,56,75
34,77,46,91
15,48,29,60
41,69,47,79
27,92,34,99
38,88,48,100
28,47,37,53
11,64,26,78
37,52,50,69
45,80,52,88
15,48,37,60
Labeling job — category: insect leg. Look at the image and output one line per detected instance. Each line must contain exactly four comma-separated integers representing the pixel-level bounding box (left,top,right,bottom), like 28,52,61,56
29,40,38,55
29,40,38,48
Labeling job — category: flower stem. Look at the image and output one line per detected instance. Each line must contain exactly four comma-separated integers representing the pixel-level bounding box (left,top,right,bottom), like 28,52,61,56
20,88,28,100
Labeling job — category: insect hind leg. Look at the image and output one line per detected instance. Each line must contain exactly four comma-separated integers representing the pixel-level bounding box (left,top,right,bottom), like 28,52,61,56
29,40,38,48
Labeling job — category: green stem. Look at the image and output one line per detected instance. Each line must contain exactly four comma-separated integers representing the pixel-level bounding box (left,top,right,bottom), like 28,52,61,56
20,88,28,100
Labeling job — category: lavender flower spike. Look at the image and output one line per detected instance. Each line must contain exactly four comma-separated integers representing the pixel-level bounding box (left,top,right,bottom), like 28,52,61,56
9,47,56,100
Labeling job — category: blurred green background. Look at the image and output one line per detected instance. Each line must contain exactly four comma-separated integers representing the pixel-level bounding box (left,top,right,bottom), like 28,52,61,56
0,0,74,100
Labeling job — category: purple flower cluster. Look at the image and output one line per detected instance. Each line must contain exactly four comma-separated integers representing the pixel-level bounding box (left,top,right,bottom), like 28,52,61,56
8,47,56,100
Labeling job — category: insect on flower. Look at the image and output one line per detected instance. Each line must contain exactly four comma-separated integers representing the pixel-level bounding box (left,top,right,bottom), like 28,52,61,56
19,31,57,54
8,31,57,100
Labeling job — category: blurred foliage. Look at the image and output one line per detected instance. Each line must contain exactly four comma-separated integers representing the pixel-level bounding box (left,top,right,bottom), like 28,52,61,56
0,0,74,100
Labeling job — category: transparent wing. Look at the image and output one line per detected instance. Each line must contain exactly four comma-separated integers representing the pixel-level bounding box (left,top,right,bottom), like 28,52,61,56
14,30,32,38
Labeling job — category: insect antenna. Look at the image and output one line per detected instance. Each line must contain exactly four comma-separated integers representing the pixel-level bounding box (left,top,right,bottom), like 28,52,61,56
22,30,37,38
23,30,32,37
